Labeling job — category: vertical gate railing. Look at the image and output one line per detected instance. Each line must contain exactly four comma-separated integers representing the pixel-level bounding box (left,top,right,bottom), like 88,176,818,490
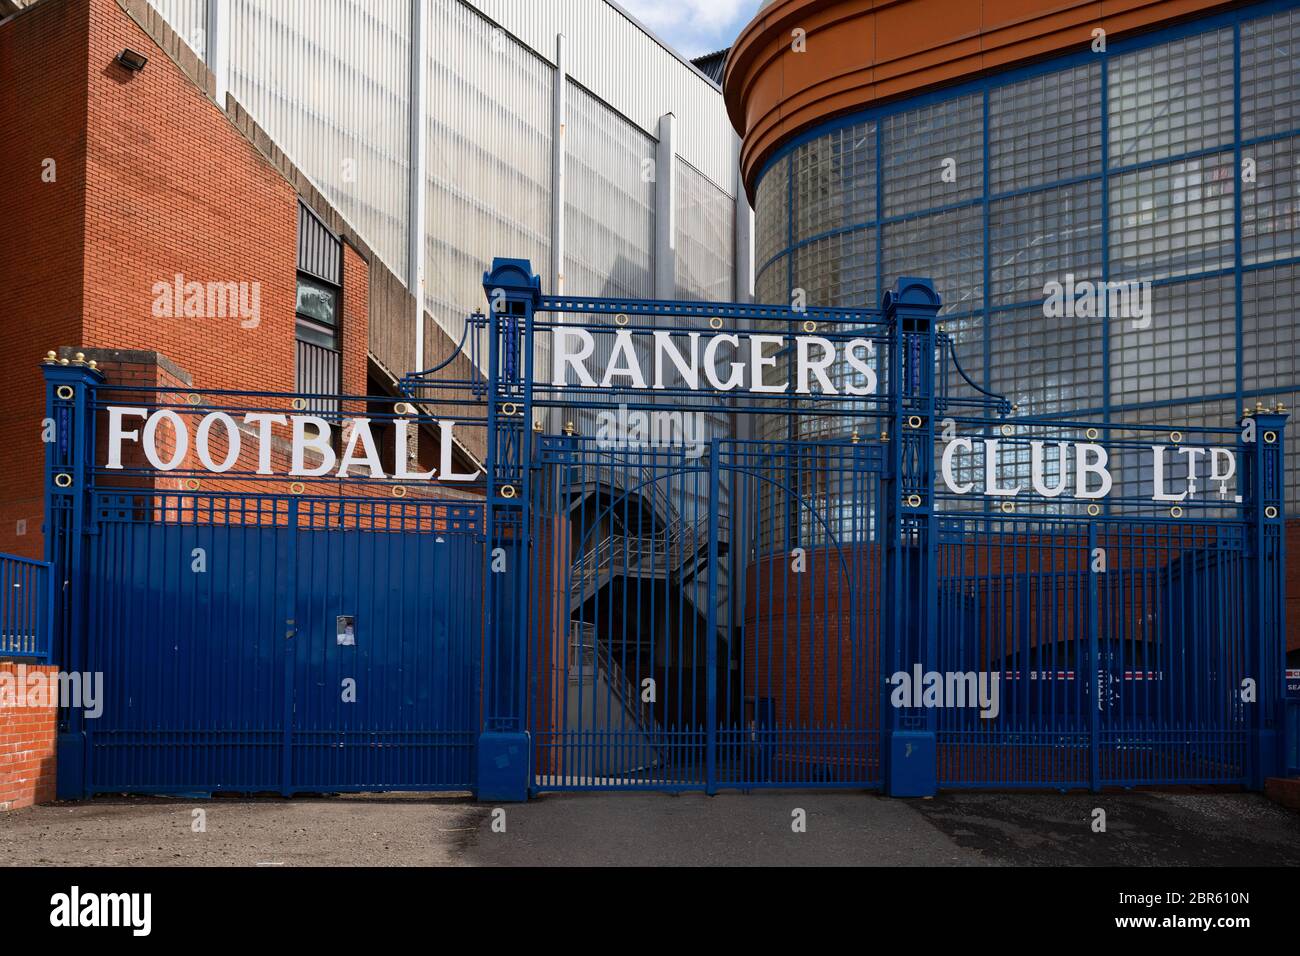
477,259,539,801
0,553,52,662
881,278,943,796
42,354,102,797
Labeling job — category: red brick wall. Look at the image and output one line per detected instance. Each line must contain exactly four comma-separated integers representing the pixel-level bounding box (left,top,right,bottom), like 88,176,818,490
0,0,374,811
0,0,91,561
341,244,369,402
0,664,58,811
81,0,300,394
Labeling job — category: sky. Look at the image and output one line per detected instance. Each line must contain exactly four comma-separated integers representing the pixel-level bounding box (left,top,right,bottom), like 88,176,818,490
618,0,764,60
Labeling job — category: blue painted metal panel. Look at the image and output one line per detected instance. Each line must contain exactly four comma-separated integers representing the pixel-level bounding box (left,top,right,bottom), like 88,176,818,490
291,525,482,792
80,494,482,795
86,508,291,793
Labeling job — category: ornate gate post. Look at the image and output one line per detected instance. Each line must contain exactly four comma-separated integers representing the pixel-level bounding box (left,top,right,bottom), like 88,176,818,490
42,353,103,800
477,258,541,801
1242,406,1287,789
881,279,941,797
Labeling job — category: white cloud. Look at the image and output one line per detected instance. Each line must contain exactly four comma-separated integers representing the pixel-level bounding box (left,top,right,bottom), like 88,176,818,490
618,0,758,57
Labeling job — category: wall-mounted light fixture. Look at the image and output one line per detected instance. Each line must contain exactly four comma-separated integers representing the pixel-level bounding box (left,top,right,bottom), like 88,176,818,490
115,48,149,72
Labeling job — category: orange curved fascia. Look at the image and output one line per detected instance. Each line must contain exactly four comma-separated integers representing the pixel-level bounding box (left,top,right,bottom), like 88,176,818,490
724,0,1240,201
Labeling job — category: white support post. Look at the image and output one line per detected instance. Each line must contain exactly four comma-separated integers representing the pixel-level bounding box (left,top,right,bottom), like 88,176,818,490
654,113,677,299
548,34,567,434
409,0,428,373
204,0,228,106
734,140,754,306
550,33,566,298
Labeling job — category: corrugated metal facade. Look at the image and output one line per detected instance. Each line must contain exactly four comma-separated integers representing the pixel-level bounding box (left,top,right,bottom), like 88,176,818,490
675,158,734,302
226,0,413,281
563,82,655,299
148,0,206,52
465,0,735,193
423,0,552,361
144,0,742,376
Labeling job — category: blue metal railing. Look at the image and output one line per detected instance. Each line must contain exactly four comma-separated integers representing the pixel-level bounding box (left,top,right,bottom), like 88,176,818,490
0,552,51,662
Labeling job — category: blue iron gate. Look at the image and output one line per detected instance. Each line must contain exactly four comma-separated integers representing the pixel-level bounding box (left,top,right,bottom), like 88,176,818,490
35,259,1292,800
402,258,1289,800
42,367,483,798
78,495,481,795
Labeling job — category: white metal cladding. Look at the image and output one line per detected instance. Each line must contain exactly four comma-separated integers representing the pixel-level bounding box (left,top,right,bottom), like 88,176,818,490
464,0,736,193
675,158,735,302
149,0,206,53
563,82,655,299
224,0,413,282
562,82,652,439
423,0,552,367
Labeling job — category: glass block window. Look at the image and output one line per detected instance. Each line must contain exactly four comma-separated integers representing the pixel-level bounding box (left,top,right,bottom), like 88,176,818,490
755,256,788,306
792,230,876,308
1109,152,1235,282
747,3,1300,508
883,93,983,216
989,180,1103,307
755,154,789,272
883,206,983,315
1109,274,1235,407
1108,28,1234,167
1243,263,1300,392
1242,134,1300,266
1242,7,1300,139
792,122,875,242
989,306,1103,416
989,62,1101,192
